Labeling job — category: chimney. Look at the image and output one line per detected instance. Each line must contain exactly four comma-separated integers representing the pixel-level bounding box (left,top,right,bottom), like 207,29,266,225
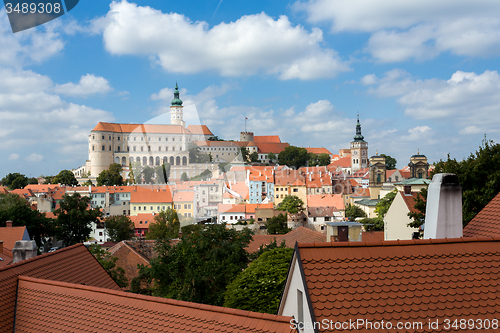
6,220,13,228
0,240,3,253
423,173,462,239
13,240,38,263
403,185,411,195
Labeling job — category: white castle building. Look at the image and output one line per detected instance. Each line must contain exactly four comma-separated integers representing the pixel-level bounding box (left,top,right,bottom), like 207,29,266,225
74,84,215,180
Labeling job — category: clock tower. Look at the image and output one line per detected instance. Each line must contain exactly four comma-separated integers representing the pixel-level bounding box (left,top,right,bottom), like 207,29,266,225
350,115,368,173
170,83,185,127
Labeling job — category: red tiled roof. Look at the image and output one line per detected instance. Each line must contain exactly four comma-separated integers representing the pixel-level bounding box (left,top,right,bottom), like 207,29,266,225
350,188,370,197
303,147,332,155
129,214,156,229
399,170,411,179
107,241,151,287
361,231,384,242
294,237,500,331
246,235,283,253
15,276,296,332
92,122,191,134
253,135,281,143
327,155,351,169
0,244,120,333
255,142,289,154
131,186,173,203
279,227,325,248
173,191,195,202
400,191,421,214
307,194,344,210
464,191,500,237
0,225,28,251
9,188,35,198
186,124,213,135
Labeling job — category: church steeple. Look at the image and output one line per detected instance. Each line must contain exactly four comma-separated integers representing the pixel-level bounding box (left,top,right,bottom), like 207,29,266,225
353,113,365,142
171,83,183,106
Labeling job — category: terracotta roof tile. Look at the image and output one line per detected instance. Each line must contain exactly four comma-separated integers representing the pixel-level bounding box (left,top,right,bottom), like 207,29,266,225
186,125,213,135
92,122,192,134
464,191,500,237
307,194,344,210
246,235,284,253
0,225,28,251
327,155,351,169
0,244,120,333
131,186,173,203
279,227,325,248
303,147,332,155
15,276,296,332
173,191,195,202
295,237,500,332
400,191,421,214
255,142,290,154
253,135,281,143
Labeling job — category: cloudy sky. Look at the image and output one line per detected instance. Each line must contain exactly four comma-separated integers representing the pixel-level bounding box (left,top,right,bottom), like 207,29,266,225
1,0,500,178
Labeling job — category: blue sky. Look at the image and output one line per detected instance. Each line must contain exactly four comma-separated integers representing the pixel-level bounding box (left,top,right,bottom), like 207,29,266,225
1,0,500,178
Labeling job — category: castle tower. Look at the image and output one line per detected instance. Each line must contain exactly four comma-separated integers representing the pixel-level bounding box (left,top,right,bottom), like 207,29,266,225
350,115,368,173
409,151,429,179
170,83,185,127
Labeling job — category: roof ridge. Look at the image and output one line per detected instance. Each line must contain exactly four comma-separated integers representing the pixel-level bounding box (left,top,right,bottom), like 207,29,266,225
297,236,500,248
17,276,292,323
0,243,84,272
122,241,150,264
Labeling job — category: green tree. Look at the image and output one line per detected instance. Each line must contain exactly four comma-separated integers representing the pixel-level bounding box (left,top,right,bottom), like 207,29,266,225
180,172,189,181
89,244,128,288
267,152,276,162
190,169,212,181
249,238,286,261
55,193,102,246
218,162,231,174
224,247,293,314
154,163,170,184
0,193,54,247
208,136,224,141
96,163,123,186
277,195,305,214
344,204,366,220
188,142,211,163
318,153,331,166
361,190,397,231
132,224,253,306
105,215,134,243
146,208,180,240
1,173,29,190
240,147,250,163
267,213,290,235
52,170,78,186
130,161,142,184
249,152,260,163
407,187,428,230
433,139,500,226
142,166,155,184
380,154,397,170
278,146,309,169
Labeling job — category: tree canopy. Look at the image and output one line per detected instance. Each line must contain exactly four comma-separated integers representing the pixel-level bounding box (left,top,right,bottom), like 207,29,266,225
407,187,427,230
55,193,102,246
0,192,54,247
146,208,180,240
278,146,309,169
277,195,305,214
267,213,290,235
104,215,134,243
131,224,253,306
180,172,189,181
96,163,123,186
344,204,366,220
224,247,293,314
142,166,155,184
380,154,397,170
1,173,29,190
433,139,500,226
52,170,78,186
308,153,331,167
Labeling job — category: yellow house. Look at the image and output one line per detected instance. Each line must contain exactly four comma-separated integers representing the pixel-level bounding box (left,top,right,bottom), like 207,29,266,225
274,169,307,207
130,186,173,216
173,191,195,219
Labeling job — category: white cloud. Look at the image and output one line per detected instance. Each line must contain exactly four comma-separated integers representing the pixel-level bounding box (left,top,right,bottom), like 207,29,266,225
26,153,44,162
366,69,500,133
0,11,65,66
401,126,432,141
294,0,500,62
54,74,113,96
92,0,350,79
0,67,114,156
8,153,19,160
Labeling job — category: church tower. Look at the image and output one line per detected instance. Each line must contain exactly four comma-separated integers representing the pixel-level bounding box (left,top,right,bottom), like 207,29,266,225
170,83,185,127
350,115,368,173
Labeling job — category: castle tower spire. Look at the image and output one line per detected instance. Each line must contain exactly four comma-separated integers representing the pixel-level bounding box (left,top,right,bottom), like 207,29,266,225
350,113,368,173
170,83,185,127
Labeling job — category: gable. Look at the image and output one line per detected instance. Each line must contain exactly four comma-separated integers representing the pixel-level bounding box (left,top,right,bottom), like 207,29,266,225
464,191,500,237
292,238,500,332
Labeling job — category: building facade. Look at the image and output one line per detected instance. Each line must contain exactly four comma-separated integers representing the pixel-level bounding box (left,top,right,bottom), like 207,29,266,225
350,115,368,173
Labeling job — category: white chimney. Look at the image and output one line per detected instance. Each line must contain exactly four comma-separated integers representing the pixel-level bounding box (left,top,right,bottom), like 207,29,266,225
424,173,462,239
13,240,37,263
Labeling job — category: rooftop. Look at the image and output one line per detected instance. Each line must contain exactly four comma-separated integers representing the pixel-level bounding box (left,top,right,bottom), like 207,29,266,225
464,191,500,237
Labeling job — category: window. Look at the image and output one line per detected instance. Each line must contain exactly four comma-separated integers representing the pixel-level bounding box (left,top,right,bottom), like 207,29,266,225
109,146,112,151
148,146,151,152
150,206,153,210
92,146,94,151
144,206,146,211
109,136,111,140
157,206,160,210
222,216,226,220
102,135,105,140
159,137,161,141
141,146,144,152
184,204,188,209
230,216,233,220
141,137,144,141
118,137,120,140
172,137,175,141
133,146,136,152
138,206,141,211
159,146,162,151
293,188,298,192
325,217,331,222
92,135,95,140
134,137,136,141
102,145,105,151
99,232,103,236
